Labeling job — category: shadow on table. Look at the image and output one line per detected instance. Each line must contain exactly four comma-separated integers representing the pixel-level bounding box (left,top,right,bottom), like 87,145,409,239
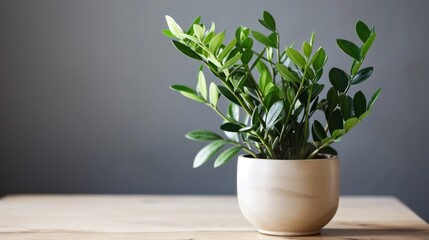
255,226,429,239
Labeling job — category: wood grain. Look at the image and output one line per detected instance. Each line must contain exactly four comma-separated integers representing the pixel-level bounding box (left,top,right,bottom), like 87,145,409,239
0,195,427,239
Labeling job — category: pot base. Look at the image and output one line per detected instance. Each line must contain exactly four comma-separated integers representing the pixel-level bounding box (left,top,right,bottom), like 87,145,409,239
258,229,320,236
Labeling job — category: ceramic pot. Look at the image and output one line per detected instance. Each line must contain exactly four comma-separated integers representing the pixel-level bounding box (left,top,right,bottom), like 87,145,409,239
237,154,339,236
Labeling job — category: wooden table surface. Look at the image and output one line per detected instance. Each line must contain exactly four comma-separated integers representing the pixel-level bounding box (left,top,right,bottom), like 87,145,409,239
0,195,428,239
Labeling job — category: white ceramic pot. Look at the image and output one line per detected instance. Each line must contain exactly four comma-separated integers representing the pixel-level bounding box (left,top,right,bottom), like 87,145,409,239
237,155,339,236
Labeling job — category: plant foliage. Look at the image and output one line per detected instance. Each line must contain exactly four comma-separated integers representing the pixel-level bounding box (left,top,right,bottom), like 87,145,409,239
163,11,381,167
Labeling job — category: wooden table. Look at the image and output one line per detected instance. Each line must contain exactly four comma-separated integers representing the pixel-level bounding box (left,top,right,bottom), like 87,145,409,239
0,195,427,239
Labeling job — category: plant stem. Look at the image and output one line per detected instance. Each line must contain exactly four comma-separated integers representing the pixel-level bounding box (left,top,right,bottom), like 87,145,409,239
252,130,276,159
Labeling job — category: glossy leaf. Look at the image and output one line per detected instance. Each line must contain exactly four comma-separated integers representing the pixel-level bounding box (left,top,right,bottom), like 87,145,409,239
172,40,202,60
302,41,312,58
353,91,367,117
352,67,373,85
165,15,184,38
193,140,226,168
219,52,242,71
197,69,207,99
340,95,353,120
286,48,306,68
227,103,240,121
328,109,344,135
252,31,276,48
265,100,284,129
259,69,272,94
313,120,328,140
193,24,205,40
276,63,301,83
327,87,339,112
218,39,236,60
161,29,175,38
214,146,242,168
311,47,326,70
336,39,361,60
209,82,219,107
242,38,254,49
368,88,382,110
356,21,371,42
217,85,240,105
241,49,253,64
344,117,358,131
329,68,349,92
220,122,242,132
209,32,225,53
185,130,223,141
263,11,276,30
361,32,376,58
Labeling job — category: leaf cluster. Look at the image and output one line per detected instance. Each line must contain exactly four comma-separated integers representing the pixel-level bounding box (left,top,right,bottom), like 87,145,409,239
163,11,381,167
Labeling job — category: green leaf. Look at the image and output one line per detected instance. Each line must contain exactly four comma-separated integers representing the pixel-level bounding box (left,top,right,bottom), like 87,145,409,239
170,84,205,103
252,31,276,48
258,19,275,32
344,117,359,131
219,52,242,71
340,95,353,120
313,120,328,140
193,140,226,168
311,83,324,100
287,88,296,106
351,61,362,75
353,91,367,117
193,24,205,40
217,85,240,105
227,103,240,121
165,15,184,38
327,87,339,112
197,69,207,99
268,33,277,46
311,47,326,70
332,129,345,138
336,39,361,61
185,130,223,141
276,63,301,83
359,110,371,120
170,84,195,93
263,11,276,30
209,82,219,107
368,88,382,110
286,48,306,68
241,49,253,64
265,100,284,129
310,32,315,46
209,32,225,53
220,122,242,132
352,67,373,85
361,32,376,58
180,92,206,103
214,146,242,168
242,38,254,49
259,69,272,94
186,16,201,35
356,21,371,43
263,89,280,109
302,41,312,58
172,40,202,60
161,29,175,38
328,109,344,135
218,39,236,61
329,68,349,92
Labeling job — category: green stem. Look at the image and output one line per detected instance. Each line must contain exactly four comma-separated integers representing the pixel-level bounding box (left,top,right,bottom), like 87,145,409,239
252,130,276,159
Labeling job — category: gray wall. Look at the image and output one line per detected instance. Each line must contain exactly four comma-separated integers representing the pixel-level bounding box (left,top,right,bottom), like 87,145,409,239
1,0,429,221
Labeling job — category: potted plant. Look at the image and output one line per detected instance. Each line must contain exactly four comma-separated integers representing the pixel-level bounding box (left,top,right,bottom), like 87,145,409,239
162,11,380,236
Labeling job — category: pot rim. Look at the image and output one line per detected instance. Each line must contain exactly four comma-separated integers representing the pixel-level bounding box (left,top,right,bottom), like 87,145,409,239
238,154,338,162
